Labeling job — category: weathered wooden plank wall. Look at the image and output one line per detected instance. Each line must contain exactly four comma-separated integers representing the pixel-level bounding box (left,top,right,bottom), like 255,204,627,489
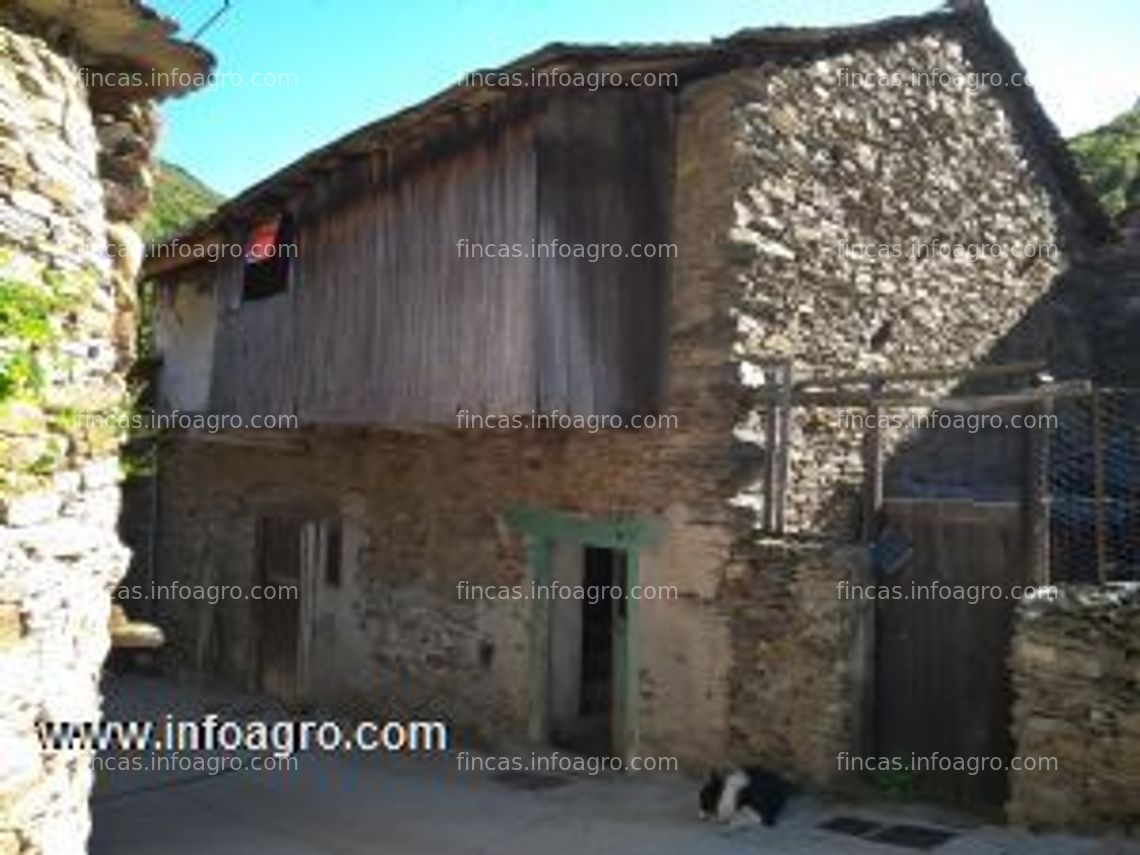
209,119,539,421
536,92,671,418
207,90,672,424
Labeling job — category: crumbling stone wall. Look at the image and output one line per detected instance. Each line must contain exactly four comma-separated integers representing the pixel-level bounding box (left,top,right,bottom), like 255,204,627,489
1008,585,1140,831
0,21,156,855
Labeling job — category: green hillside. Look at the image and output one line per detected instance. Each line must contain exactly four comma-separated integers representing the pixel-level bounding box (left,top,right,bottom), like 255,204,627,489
1068,103,1140,217
138,160,224,243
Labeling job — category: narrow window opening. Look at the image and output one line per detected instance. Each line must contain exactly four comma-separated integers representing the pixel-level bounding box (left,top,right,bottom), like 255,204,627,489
242,213,295,302
325,521,342,588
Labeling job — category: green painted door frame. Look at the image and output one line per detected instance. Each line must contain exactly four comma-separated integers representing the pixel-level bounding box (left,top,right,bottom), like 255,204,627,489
506,505,662,761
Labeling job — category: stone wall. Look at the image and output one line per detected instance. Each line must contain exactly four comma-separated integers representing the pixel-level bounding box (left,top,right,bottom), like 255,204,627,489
723,32,1086,536
1008,585,1140,831
0,21,156,855
711,21,1122,812
726,539,873,786
156,425,741,766
156,424,874,785
663,25,1093,788
670,71,872,786
1081,243,1140,388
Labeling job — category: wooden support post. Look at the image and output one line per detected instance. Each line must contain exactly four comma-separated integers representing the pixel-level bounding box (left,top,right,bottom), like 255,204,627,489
763,393,778,533
773,362,793,535
1091,387,1108,584
760,360,793,535
1024,392,1053,585
862,375,885,543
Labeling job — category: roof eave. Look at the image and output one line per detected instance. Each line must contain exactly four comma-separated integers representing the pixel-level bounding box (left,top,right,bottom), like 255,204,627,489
9,0,214,101
145,2,1112,274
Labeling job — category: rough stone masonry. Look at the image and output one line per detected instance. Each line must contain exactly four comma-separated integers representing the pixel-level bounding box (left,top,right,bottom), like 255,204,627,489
0,6,207,853
1009,585,1140,831
724,34,1076,535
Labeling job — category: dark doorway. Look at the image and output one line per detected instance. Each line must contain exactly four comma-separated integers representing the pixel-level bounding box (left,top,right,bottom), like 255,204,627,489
549,546,626,756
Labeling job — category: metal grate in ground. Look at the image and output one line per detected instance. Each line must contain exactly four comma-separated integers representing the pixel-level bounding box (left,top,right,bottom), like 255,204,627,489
819,815,959,850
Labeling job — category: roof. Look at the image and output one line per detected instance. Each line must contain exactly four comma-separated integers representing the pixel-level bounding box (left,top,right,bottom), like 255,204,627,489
10,0,213,101
145,1,1110,275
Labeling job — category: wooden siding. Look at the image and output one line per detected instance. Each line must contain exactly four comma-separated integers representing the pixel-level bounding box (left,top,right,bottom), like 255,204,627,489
205,91,672,425
536,92,672,417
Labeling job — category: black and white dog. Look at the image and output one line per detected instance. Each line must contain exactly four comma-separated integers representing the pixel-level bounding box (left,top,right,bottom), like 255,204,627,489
699,766,793,828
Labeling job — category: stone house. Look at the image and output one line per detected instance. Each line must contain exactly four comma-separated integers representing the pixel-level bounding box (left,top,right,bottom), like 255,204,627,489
144,1,1132,824
0,2,209,853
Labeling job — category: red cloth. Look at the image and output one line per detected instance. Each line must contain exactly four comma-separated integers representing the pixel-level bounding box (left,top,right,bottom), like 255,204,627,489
245,219,279,263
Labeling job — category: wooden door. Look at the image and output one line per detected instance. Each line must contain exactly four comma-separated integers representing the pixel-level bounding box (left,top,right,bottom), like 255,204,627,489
255,516,304,703
874,499,1028,812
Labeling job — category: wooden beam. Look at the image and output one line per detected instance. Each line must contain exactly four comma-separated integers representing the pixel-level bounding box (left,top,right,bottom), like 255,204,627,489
793,359,1045,391
747,379,1091,410
862,375,885,542
884,497,1023,515
297,412,458,435
932,380,1092,412
177,429,306,452
142,230,228,278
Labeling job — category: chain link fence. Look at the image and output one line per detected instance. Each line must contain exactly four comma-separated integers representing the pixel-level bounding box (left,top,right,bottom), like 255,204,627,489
1049,388,1140,583
750,362,1138,586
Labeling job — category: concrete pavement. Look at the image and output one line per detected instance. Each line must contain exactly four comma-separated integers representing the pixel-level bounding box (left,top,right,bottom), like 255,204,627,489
89,675,1138,855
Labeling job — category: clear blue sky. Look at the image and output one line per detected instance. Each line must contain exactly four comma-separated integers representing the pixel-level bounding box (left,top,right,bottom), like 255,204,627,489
149,0,1138,197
